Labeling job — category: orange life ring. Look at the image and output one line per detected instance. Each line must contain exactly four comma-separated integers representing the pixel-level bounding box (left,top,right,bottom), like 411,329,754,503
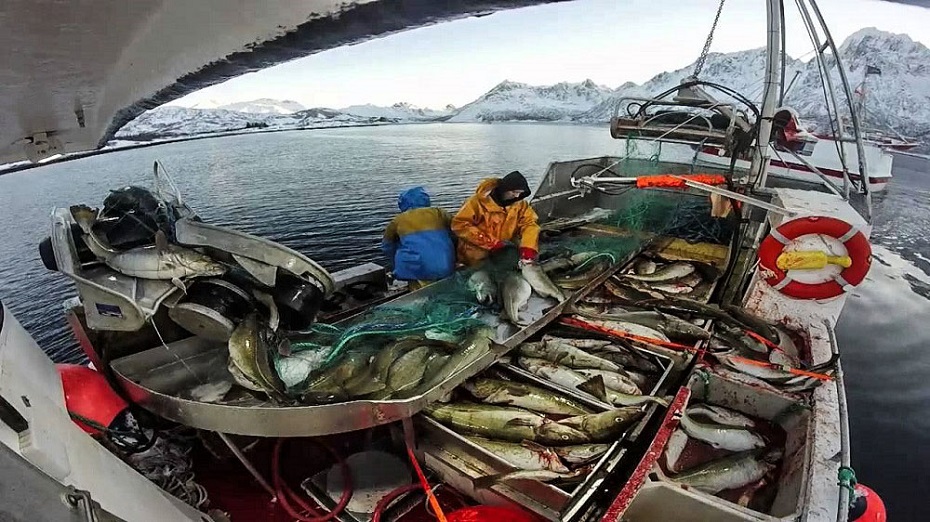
758,216,871,300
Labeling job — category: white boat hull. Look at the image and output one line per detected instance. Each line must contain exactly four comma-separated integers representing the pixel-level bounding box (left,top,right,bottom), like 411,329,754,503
698,139,893,193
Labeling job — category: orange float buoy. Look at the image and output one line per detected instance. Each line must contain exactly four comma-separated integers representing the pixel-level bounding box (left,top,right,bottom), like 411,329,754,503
57,363,128,435
849,483,887,522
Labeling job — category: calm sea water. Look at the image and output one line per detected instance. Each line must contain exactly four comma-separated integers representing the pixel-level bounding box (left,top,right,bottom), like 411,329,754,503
0,124,927,519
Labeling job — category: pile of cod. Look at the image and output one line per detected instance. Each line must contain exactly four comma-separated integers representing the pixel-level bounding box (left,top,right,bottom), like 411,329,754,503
430,251,823,510
427,334,666,486
661,402,784,510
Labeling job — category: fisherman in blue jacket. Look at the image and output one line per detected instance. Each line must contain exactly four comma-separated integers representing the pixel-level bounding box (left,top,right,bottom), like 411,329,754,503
382,187,456,290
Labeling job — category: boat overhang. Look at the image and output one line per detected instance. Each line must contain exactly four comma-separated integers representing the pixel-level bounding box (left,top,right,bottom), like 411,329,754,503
0,0,566,165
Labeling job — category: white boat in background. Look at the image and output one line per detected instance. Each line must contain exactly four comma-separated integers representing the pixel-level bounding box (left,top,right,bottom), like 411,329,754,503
696,136,894,192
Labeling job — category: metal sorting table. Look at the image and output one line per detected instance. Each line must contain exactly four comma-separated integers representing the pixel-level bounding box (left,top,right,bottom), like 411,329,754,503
109,238,648,437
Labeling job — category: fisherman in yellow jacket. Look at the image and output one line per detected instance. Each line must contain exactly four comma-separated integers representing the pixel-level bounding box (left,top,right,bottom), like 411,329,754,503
451,171,540,267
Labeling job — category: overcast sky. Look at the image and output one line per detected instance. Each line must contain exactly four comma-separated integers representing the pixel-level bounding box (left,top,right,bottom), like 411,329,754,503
168,0,930,110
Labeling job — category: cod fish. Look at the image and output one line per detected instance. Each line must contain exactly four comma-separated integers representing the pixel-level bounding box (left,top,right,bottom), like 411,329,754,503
633,258,658,275
474,466,591,489
553,444,612,466
575,369,642,396
715,352,798,383
604,278,655,302
519,341,621,372
463,377,593,416
467,438,569,473
71,205,225,283
687,404,756,429
228,313,287,397
412,328,493,395
591,345,662,374
367,346,433,399
426,403,589,444
679,411,765,452
618,368,651,390
502,272,532,325
554,260,611,290
343,338,418,396
671,450,779,495
622,262,695,283
722,304,780,345
558,407,644,442
468,270,497,305
304,350,371,395
577,376,670,408
521,263,566,302
664,428,689,473
542,335,612,350
516,356,604,396
572,317,670,343
575,310,710,341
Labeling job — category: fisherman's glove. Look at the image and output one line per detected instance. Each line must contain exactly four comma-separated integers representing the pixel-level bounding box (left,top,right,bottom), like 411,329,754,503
518,247,538,267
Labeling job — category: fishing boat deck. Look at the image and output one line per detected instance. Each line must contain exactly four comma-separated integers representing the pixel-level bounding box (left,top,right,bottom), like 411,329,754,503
53,154,857,522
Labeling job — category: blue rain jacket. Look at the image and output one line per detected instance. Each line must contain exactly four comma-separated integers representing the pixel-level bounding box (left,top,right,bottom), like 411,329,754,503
382,187,456,281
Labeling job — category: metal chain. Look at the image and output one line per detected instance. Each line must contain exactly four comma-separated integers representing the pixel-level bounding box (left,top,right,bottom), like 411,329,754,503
692,0,727,78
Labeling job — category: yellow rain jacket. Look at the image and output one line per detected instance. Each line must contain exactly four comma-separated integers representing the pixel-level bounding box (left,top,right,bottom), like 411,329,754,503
451,178,540,266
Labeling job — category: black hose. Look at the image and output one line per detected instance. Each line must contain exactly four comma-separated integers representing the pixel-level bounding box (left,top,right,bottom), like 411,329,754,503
632,80,761,122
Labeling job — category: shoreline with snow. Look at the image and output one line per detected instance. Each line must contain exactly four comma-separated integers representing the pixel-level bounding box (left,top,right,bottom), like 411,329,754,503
0,120,408,176
0,120,605,176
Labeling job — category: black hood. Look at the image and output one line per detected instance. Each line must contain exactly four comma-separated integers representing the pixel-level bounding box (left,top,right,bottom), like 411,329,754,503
491,171,531,207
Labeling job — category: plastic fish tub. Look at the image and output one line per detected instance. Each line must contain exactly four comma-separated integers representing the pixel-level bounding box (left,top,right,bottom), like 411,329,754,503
623,365,813,521
415,338,677,522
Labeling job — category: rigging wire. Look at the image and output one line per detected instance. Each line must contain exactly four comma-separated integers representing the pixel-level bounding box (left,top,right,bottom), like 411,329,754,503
794,0,852,191
692,0,728,78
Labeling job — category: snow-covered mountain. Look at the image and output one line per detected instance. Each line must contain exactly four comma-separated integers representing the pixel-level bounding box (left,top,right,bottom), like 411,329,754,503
215,98,307,114
117,102,455,140
116,106,382,140
453,28,929,140
449,80,614,122
116,28,928,143
785,28,930,137
579,48,803,123
340,102,455,121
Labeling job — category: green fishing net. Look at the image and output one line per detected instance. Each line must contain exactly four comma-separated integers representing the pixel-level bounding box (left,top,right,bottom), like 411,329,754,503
540,149,736,249
598,188,735,245
275,275,488,390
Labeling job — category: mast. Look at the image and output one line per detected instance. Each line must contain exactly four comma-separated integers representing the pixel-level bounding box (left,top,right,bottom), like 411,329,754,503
795,0,851,197
750,0,782,187
807,0,871,217
857,70,868,128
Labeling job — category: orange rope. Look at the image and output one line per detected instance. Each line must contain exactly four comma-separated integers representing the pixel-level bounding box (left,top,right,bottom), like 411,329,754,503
560,316,699,353
635,174,727,189
743,329,789,356
401,418,447,522
727,355,834,381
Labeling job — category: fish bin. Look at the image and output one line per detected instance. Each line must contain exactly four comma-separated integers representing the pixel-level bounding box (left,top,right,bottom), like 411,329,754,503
414,321,679,522
623,366,813,521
